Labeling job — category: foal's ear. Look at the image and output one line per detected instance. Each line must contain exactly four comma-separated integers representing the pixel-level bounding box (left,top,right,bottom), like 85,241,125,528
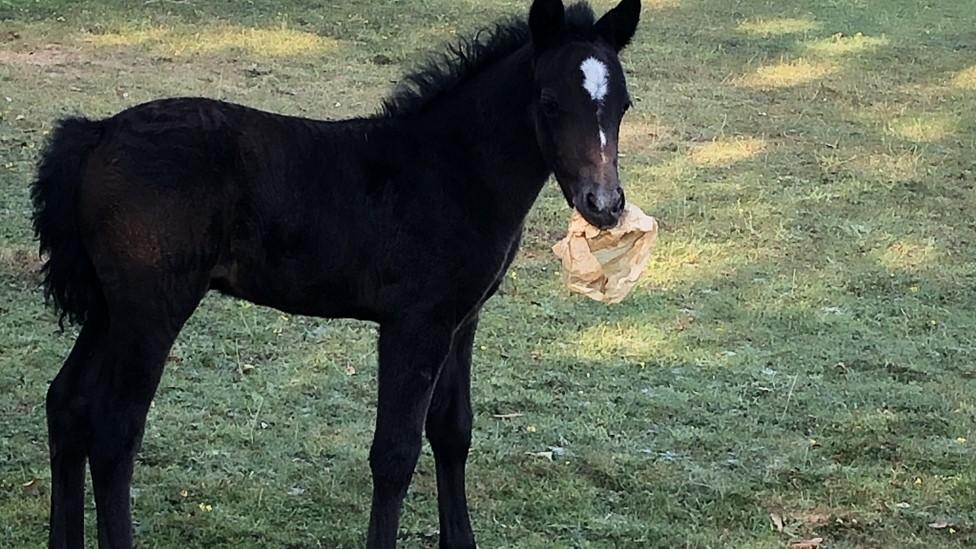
594,0,641,51
529,0,565,53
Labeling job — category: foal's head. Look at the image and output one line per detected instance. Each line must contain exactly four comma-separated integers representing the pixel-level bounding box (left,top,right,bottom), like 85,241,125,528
529,0,640,229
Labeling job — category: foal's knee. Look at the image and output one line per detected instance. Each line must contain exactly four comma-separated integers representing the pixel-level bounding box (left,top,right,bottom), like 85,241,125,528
427,411,472,460
369,439,423,493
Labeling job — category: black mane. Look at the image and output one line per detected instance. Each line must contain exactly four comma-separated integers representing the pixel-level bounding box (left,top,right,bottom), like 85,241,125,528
380,2,598,117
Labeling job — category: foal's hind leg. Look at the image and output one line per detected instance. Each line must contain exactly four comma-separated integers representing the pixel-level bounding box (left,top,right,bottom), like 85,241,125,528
85,280,207,548
47,317,107,549
426,316,478,549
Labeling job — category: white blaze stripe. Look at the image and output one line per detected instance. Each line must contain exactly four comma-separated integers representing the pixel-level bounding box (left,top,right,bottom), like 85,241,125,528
581,57,611,159
580,57,609,102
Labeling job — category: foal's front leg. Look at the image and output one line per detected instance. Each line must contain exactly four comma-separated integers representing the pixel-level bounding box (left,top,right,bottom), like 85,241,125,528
367,316,454,549
426,316,478,549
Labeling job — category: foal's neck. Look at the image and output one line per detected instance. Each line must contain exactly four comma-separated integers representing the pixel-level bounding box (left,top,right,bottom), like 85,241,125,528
424,45,550,232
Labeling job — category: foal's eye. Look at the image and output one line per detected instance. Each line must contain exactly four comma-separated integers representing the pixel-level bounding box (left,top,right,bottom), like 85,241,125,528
539,92,560,118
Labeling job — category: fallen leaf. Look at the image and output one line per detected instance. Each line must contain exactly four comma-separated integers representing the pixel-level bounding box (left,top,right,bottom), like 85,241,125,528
22,479,42,496
492,412,524,419
525,451,553,460
287,487,305,496
789,537,823,549
770,512,784,532
929,521,949,529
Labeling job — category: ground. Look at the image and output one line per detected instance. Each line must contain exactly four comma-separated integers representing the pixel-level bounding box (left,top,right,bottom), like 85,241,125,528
1,0,975,547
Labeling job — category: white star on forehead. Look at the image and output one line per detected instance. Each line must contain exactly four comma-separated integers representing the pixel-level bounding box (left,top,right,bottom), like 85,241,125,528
580,57,609,102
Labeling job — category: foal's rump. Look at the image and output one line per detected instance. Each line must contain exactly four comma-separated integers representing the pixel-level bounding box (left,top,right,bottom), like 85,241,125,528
32,98,330,323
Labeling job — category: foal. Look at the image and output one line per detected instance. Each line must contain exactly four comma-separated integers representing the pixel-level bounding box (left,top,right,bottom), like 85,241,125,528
32,0,641,546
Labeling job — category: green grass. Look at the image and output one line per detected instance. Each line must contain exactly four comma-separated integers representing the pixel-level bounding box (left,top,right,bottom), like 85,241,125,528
2,0,976,547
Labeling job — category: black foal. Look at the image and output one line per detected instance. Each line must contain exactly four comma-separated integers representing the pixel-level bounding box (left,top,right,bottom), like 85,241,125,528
33,1,642,547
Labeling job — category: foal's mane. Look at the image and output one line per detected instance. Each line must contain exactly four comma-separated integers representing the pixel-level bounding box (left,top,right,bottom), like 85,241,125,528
380,2,598,117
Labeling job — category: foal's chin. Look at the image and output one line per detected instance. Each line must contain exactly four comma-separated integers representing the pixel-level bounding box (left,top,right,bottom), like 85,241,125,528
580,211,621,230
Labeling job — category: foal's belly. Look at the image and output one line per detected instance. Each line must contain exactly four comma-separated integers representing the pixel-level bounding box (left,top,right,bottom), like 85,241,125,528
208,256,381,322
208,216,523,325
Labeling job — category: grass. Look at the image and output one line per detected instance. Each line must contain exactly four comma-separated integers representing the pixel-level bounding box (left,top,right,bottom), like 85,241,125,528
1,0,975,547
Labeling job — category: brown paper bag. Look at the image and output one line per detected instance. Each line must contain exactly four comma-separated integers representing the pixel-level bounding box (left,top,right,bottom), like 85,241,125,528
551,203,658,304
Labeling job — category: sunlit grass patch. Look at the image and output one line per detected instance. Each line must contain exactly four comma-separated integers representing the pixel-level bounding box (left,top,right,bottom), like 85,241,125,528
642,154,696,183
623,155,697,210
589,0,679,9
736,59,836,89
688,137,766,167
573,321,669,361
645,0,681,7
805,32,888,56
641,240,719,287
876,238,940,273
848,150,926,182
639,238,764,290
86,25,340,58
950,65,976,91
619,119,678,155
888,113,959,142
736,17,820,37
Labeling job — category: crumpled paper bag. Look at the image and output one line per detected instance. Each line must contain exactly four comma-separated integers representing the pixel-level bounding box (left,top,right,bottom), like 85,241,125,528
551,203,658,304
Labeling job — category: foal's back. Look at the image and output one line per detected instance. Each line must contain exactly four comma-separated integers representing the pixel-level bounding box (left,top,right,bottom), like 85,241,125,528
77,97,454,321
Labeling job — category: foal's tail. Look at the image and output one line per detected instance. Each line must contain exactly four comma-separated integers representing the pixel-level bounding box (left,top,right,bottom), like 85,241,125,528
31,117,106,329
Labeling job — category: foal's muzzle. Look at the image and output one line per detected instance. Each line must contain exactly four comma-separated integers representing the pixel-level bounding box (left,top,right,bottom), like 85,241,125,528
575,184,625,229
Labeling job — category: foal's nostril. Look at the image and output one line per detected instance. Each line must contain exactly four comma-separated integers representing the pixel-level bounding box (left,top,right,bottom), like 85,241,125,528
612,188,625,214
585,192,599,212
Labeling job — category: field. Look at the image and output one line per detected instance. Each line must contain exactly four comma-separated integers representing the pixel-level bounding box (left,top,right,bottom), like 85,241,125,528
1,0,975,547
